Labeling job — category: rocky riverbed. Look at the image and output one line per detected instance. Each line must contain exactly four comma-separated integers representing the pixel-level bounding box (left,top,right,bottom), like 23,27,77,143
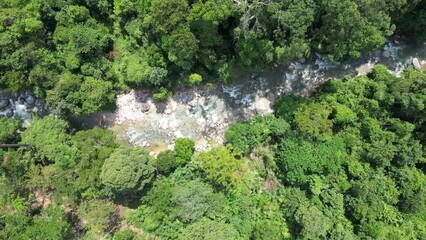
75,38,426,154
2,38,426,155
0,91,46,126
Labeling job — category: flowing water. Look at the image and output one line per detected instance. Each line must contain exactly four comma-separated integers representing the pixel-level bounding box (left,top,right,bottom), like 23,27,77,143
0,91,44,126
2,38,426,153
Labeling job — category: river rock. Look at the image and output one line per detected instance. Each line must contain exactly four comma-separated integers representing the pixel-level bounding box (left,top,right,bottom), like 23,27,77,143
18,97,26,105
0,99,9,109
35,99,45,108
266,92,276,101
412,58,421,69
141,103,150,112
254,97,272,114
382,50,391,58
211,114,219,123
180,94,190,103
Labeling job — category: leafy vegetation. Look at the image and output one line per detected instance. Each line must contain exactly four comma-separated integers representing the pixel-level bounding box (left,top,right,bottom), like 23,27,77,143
1,0,426,238
1,65,425,239
1,0,424,113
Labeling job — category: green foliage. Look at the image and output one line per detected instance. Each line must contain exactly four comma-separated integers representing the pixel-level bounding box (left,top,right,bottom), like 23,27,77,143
1,150,30,190
132,174,230,239
253,194,291,240
186,73,202,86
269,0,315,62
153,87,172,102
225,115,289,154
113,229,136,240
235,30,274,67
0,0,421,116
332,103,358,124
156,150,177,175
71,127,118,198
198,146,242,189
274,95,305,121
79,77,115,114
293,102,333,140
167,26,199,70
149,0,188,35
0,206,31,239
315,0,393,60
0,2,426,240
395,167,426,213
100,147,155,195
21,116,79,168
179,218,240,240
172,179,214,223
174,138,195,166
113,41,168,87
277,136,347,186
67,23,110,55
295,204,333,239
131,178,175,234
22,206,71,240
77,199,116,238
0,117,20,144
46,73,115,115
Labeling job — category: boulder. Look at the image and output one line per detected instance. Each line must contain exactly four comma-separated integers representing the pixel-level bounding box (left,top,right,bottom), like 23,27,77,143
180,94,189,103
412,58,421,70
254,97,272,114
382,50,391,58
266,92,276,101
35,99,45,108
141,103,150,112
0,99,9,109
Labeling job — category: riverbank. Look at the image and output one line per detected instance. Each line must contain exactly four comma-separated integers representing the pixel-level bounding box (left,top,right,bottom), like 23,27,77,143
2,38,426,155
101,38,426,155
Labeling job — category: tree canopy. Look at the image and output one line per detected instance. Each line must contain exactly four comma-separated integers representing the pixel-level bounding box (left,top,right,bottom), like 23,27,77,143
0,0,426,238
100,147,155,195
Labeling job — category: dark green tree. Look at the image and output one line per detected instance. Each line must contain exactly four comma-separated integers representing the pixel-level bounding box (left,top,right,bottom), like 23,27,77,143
174,138,195,166
100,147,155,195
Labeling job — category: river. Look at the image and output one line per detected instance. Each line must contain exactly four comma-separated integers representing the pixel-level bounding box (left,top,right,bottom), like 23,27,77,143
1,38,426,154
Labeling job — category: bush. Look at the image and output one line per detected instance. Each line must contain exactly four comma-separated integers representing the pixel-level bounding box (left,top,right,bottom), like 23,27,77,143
0,118,20,144
174,138,195,166
274,95,304,121
153,87,172,102
186,73,202,86
156,150,177,175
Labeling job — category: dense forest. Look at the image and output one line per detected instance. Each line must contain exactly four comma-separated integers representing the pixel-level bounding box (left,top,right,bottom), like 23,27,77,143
1,0,426,114
1,0,426,239
2,65,426,239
